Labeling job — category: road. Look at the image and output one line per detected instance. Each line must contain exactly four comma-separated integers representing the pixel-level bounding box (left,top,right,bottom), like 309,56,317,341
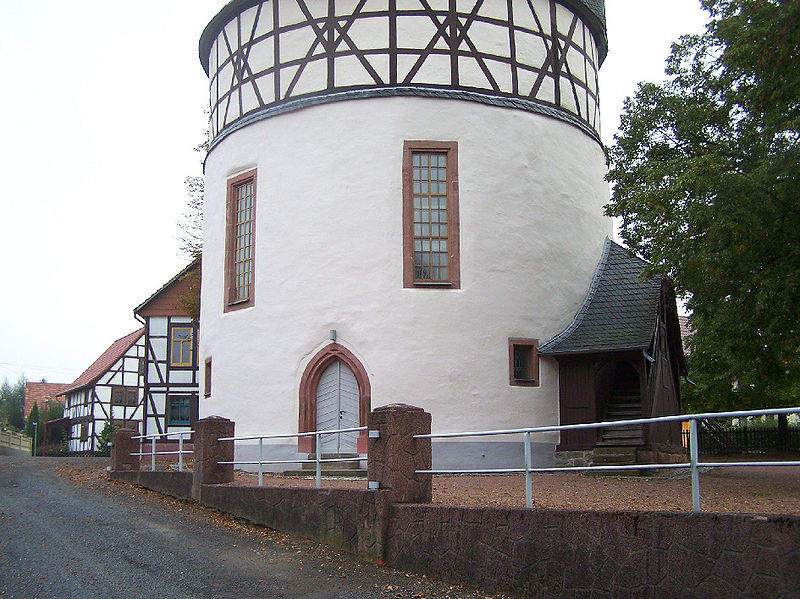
0,456,503,599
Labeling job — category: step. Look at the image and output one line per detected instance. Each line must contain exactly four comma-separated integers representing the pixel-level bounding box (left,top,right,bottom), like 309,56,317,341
300,454,364,471
609,407,640,413
592,446,638,465
283,469,367,478
602,429,643,439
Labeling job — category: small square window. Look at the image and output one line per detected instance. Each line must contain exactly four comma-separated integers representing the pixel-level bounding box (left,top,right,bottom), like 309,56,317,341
508,339,539,386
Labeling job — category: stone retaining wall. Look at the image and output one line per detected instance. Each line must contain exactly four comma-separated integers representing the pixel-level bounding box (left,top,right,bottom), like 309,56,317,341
385,505,800,598
112,470,192,500
199,484,390,561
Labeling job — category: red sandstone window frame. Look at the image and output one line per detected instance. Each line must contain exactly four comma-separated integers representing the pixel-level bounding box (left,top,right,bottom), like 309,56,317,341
402,141,460,289
508,338,540,387
224,169,257,312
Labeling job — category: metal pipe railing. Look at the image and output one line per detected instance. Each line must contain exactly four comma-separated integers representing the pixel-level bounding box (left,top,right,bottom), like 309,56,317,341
415,406,800,511
132,430,194,472
218,426,368,488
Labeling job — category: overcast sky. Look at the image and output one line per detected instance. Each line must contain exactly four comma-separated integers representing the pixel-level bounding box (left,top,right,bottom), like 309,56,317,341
0,0,708,386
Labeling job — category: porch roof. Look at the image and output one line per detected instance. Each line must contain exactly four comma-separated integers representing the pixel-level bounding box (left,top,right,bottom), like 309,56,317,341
539,238,662,356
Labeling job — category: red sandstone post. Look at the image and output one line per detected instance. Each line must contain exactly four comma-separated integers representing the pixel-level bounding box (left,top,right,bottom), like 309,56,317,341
110,428,140,471
191,416,235,500
367,404,432,503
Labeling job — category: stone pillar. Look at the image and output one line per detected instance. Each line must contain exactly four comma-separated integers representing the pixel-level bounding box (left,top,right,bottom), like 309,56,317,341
110,428,140,471
191,416,234,500
367,404,432,503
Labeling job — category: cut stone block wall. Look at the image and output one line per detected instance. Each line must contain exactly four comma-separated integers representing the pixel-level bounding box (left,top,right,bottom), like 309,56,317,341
385,505,800,598
112,470,192,500
198,485,390,561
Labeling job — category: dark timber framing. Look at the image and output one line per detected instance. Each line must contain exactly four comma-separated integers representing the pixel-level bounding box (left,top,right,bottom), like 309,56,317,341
199,0,607,151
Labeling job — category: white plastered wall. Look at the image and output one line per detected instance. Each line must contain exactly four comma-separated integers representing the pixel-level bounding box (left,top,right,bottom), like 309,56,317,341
199,96,611,459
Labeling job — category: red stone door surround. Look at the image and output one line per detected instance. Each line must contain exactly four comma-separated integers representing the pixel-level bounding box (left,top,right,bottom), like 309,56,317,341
298,343,371,454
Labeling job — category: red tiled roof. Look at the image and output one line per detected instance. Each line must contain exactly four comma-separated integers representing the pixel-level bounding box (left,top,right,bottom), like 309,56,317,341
24,382,70,417
58,328,144,396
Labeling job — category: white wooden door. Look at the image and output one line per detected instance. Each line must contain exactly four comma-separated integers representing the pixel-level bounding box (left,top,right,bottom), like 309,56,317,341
316,360,359,454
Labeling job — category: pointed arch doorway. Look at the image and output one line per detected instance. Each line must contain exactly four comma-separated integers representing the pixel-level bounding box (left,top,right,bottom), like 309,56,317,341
298,343,371,455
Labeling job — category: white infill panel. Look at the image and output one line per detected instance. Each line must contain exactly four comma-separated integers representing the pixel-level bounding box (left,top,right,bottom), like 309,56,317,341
315,360,359,454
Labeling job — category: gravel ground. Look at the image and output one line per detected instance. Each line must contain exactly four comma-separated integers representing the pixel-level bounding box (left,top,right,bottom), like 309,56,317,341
223,457,800,515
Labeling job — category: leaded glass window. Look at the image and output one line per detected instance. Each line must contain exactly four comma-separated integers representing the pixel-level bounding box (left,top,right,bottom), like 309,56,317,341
225,170,256,311
412,152,449,282
233,180,254,302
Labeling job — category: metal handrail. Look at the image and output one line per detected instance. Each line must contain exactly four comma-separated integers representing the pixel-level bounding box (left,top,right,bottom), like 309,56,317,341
131,430,194,472
218,426,368,488
414,406,800,512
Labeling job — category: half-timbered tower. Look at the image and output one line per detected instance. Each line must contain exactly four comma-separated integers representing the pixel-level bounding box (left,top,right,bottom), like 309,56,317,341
134,261,201,438
60,329,145,452
198,0,612,468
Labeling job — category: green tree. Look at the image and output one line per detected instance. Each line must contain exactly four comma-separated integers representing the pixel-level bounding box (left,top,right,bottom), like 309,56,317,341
605,0,800,416
177,132,209,260
97,420,118,454
179,175,204,259
0,376,26,431
25,402,39,437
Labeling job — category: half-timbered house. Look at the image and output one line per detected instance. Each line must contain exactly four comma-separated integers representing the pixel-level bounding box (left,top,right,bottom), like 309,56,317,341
60,329,145,452
193,0,681,469
134,260,201,438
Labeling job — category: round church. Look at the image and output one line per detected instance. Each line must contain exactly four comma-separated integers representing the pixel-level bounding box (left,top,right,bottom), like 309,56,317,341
197,0,613,468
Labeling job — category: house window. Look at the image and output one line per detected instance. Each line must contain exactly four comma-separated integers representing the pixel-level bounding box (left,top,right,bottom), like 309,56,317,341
80,422,88,442
508,339,539,386
403,141,460,288
204,357,212,398
169,326,195,368
167,396,192,426
225,169,257,311
111,386,139,407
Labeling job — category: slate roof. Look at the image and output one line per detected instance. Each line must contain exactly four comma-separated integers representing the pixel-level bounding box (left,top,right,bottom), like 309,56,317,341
58,328,144,396
539,238,662,356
